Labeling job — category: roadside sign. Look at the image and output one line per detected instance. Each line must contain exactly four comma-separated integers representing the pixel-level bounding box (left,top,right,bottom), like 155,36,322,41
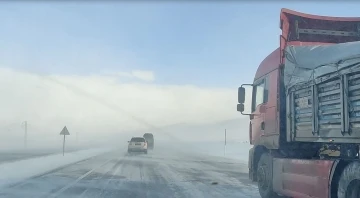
60,126,70,135
60,126,70,156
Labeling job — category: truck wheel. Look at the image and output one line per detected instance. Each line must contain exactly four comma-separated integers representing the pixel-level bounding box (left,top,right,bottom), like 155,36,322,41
338,162,360,198
257,153,278,198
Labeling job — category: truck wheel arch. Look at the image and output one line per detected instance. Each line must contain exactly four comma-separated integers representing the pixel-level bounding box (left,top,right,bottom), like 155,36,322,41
329,160,351,198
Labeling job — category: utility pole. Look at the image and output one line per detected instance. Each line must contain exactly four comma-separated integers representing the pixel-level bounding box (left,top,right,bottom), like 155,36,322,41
23,121,27,149
224,129,227,156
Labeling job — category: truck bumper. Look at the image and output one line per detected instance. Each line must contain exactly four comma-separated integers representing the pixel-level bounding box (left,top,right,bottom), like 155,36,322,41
128,148,147,152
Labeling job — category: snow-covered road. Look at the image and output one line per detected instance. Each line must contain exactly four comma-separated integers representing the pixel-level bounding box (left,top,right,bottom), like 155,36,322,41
0,144,260,198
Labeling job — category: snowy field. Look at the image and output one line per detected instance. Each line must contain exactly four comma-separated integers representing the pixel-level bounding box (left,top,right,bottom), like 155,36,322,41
163,140,251,163
189,141,251,163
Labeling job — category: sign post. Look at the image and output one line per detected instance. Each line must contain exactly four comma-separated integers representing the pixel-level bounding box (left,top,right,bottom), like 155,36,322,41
224,129,227,156
59,126,70,156
22,121,28,149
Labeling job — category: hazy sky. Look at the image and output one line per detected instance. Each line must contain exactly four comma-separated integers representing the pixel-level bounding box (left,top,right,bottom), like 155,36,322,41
0,2,359,143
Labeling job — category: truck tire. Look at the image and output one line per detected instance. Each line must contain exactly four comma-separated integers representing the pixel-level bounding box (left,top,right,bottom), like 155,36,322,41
338,161,360,198
257,152,278,198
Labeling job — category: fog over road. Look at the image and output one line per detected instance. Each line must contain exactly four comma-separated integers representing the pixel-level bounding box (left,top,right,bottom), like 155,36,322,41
0,144,259,198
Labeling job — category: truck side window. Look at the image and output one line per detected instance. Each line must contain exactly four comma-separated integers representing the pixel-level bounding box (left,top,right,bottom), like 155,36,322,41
252,78,268,111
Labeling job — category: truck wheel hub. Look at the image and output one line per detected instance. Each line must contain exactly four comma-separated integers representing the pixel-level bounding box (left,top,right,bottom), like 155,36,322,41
258,165,268,189
346,179,360,198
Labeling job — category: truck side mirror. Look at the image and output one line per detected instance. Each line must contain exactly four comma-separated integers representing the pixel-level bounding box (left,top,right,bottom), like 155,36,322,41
237,84,253,115
237,104,244,112
238,87,245,103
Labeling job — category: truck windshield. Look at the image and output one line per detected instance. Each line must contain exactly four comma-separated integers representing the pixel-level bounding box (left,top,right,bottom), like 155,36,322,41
144,134,153,138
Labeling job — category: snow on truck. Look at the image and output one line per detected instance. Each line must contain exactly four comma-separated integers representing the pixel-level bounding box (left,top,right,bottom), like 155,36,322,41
237,8,360,198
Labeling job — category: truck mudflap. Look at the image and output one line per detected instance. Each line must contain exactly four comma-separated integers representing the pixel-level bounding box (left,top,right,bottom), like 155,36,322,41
248,147,255,181
272,158,335,198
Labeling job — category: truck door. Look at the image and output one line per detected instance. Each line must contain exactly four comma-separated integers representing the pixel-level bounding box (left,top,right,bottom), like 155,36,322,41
251,76,269,145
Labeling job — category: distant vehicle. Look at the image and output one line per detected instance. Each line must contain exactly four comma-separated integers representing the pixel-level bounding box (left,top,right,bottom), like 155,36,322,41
128,137,147,154
143,133,154,150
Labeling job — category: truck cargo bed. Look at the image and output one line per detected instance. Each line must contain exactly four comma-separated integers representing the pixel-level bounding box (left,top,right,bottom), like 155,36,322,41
285,41,360,143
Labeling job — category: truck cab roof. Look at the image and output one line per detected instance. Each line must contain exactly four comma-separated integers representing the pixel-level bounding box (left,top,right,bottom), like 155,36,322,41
254,48,280,81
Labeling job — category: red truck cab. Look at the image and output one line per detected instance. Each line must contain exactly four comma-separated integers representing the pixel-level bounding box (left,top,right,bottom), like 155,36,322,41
237,9,360,198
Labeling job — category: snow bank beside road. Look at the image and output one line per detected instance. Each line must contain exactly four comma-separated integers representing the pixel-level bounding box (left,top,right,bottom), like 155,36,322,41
0,148,112,188
170,141,251,163
196,141,251,162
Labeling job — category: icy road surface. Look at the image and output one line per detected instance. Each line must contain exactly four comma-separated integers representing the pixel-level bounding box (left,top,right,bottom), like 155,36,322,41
0,145,260,198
